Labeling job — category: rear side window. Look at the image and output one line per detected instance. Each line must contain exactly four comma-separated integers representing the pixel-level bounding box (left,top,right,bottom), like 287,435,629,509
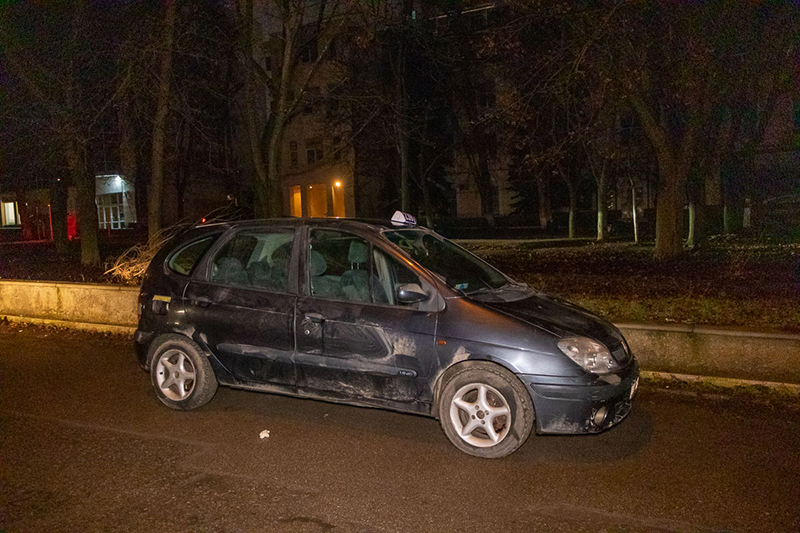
167,236,217,276
209,229,295,291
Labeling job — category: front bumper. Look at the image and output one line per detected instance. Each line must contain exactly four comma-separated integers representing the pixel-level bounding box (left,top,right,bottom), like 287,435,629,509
519,359,639,434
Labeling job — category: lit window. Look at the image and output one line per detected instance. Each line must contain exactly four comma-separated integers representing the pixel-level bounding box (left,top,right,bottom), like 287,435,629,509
97,192,127,230
290,185,302,217
1,201,20,226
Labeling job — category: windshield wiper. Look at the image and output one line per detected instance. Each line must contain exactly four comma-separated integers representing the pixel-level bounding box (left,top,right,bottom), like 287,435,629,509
464,282,527,296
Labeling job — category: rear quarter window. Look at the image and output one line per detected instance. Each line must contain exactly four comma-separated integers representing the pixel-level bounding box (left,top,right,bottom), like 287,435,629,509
167,236,217,276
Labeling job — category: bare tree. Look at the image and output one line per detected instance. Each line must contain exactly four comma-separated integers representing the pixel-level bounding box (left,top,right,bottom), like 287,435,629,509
0,3,112,265
235,0,344,217
147,0,179,240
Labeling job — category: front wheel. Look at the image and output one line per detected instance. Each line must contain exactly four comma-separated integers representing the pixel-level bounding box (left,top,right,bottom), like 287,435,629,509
149,334,218,411
438,362,534,458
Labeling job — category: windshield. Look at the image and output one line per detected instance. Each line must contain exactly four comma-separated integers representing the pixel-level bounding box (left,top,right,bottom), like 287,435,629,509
384,229,513,294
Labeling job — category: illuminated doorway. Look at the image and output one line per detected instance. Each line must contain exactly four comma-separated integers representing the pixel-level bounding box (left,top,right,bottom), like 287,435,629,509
290,185,302,217
287,180,347,218
307,184,327,217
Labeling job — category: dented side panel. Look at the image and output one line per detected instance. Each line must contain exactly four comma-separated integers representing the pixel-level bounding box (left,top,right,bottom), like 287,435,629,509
295,295,437,403
185,281,297,387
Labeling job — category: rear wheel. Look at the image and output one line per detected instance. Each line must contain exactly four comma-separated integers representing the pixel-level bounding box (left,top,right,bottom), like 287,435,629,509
438,362,534,458
149,335,218,410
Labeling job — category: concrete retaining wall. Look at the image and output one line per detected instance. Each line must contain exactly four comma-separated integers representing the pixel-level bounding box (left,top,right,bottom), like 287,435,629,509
618,323,800,385
2,280,798,384
0,280,138,328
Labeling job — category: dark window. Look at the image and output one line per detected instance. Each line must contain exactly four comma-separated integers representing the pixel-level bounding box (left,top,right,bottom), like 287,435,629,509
303,87,321,114
327,37,337,60
210,230,294,291
167,236,217,276
289,141,298,168
306,140,323,164
299,37,318,63
332,135,342,161
794,101,800,133
476,82,496,110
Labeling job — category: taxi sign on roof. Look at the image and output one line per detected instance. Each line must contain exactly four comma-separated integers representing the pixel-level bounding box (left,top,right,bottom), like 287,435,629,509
391,210,417,227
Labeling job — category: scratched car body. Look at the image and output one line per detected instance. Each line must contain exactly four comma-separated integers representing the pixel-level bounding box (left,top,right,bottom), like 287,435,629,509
135,217,639,458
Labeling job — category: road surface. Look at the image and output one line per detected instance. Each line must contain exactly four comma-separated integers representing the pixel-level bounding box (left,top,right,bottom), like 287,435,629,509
1,325,798,532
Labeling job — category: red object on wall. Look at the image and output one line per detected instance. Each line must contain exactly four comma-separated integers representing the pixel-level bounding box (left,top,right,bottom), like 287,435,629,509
67,213,78,240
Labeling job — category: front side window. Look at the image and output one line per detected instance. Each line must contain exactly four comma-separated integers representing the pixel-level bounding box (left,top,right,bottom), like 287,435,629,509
308,230,370,302
371,248,424,307
167,236,218,276
210,229,294,291
308,229,424,307
384,229,510,295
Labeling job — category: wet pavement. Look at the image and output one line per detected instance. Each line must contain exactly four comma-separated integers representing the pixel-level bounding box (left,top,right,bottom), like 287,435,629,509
1,326,798,532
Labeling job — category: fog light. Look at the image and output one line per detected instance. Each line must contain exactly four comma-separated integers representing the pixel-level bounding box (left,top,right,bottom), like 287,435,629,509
592,406,608,426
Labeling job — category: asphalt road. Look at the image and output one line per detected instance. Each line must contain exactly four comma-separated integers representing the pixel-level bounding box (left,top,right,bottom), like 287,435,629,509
1,326,798,533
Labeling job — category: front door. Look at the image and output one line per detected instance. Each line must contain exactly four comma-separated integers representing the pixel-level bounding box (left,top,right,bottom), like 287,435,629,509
295,228,438,403
184,226,299,387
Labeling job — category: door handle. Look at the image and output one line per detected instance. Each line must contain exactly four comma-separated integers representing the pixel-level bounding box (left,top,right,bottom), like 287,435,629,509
304,313,325,323
190,297,212,308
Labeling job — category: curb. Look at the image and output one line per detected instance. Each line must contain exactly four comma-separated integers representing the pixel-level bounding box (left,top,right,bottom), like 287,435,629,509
617,322,800,341
640,370,800,395
2,315,137,336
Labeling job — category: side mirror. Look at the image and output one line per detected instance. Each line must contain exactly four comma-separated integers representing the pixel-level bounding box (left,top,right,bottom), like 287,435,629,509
396,283,428,304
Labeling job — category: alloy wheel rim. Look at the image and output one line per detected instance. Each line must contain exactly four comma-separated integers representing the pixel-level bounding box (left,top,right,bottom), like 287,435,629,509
155,349,196,401
449,382,511,448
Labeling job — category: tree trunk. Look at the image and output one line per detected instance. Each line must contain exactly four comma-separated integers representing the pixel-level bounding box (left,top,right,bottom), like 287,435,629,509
630,178,639,244
50,178,69,255
475,153,495,224
567,181,577,239
535,175,551,230
596,173,607,242
265,128,285,217
398,132,410,212
395,40,410,212
629,93,697,260
118,102,137,184
417,150,434,228
65,140,100,266
148,0,178,241
653,164,687,260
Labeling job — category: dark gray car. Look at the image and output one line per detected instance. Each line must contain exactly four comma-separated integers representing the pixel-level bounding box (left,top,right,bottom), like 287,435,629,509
135,216,639,458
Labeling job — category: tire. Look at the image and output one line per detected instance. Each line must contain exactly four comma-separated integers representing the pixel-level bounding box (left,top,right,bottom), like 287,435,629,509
149,334,218,411
437,361,534,458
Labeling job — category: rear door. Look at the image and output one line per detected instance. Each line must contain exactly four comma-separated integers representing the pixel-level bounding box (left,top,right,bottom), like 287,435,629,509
295,228,438,403
184,226,299,387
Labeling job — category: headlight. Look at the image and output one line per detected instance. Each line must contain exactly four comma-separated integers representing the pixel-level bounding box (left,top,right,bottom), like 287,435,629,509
557,336,619,374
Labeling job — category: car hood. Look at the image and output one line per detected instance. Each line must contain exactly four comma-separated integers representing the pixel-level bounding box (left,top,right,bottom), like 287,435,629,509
481,293,624,349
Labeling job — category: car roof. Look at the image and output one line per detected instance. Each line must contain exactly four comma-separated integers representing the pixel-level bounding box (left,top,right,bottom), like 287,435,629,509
192,217,422,235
